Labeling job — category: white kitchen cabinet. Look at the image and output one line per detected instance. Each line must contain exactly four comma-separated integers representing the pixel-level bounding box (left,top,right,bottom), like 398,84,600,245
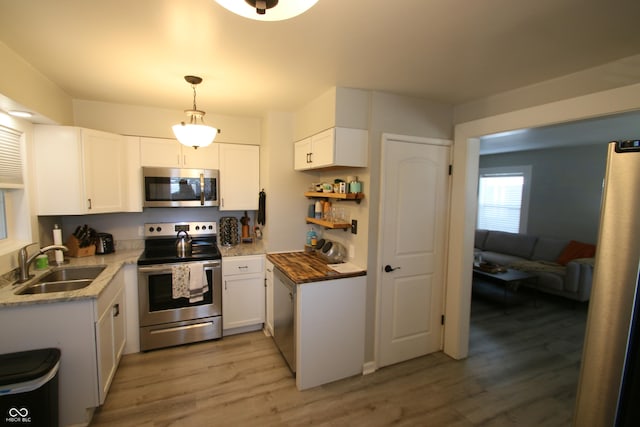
265,259,274,336
219,143,260,211
222,255,265,334
95,268,126,404
34,125,126,215
0,267,127,426
296,275,366,390
140,137,220,169
294,127,368,170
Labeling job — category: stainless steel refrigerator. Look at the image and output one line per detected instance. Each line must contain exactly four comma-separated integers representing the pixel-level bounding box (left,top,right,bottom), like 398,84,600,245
574,139,640,426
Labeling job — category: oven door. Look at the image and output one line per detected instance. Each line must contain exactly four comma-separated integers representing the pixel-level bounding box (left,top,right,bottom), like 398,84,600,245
138,260,222,327
143,167,219,208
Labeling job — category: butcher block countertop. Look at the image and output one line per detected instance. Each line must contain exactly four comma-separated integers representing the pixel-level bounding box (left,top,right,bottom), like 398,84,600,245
267,252,366,284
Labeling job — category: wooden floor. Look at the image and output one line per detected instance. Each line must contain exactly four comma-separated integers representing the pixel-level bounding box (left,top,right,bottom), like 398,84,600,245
90,289,588,427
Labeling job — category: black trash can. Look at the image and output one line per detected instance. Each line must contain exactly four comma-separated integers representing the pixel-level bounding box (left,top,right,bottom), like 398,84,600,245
0,348,61,427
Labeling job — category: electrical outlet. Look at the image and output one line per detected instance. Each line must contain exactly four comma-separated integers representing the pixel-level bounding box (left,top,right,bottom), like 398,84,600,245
351,219,358,234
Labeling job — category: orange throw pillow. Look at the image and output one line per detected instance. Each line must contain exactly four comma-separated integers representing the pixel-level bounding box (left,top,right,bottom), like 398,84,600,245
557,240,597,265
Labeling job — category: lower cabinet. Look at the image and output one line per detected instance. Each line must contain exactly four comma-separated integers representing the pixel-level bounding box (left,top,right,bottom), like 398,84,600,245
0,266,127,426
95,268,126,404
222,255,265,334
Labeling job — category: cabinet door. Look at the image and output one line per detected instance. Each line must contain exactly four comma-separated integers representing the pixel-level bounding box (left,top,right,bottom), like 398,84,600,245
182,143,220,169
309,128,334,168
223,274,265,330
96,301,115,405
219,144,260,211
112,288,126,366
294,138,312,170
140,137,181,167
83,129,125,213
34,126,85,215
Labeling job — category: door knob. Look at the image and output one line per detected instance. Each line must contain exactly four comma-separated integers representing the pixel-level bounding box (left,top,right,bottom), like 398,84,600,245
384,265,400,273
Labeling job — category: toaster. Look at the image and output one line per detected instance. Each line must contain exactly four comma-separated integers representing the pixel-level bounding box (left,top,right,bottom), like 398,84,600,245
95,232,115,254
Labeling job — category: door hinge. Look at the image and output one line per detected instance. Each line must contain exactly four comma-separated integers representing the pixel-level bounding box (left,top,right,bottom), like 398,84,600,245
448,165,452,175
441,314,445,325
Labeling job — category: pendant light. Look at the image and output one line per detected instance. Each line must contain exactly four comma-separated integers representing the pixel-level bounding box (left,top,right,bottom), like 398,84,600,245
172,75,219,149
214,0,319,21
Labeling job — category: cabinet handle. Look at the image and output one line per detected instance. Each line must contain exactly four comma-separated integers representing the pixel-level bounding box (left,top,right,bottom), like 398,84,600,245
87,198,92,210
238,265,248,270
113,303,120,317
224,280,227,290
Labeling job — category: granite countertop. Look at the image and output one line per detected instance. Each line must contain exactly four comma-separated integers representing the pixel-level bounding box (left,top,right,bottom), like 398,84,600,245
0,249,142,308
267,252,366,285
219,240,266,257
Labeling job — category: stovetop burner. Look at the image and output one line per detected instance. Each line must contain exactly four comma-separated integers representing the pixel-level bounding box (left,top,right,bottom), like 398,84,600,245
137,221,221,266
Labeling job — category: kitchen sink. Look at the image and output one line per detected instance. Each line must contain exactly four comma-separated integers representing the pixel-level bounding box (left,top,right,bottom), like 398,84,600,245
16,265,106,295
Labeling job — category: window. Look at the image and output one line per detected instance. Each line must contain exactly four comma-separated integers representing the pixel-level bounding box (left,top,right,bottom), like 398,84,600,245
477,166,531,233
0,124,24,242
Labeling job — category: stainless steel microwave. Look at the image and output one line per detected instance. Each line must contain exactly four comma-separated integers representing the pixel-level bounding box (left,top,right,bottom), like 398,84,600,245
143,167,219,208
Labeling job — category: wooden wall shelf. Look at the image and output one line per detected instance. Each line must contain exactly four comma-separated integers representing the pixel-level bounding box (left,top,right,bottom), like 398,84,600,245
304,192,364,203
306,217,351,230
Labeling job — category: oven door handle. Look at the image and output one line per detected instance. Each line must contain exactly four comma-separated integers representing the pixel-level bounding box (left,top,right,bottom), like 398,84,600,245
138,265,174,274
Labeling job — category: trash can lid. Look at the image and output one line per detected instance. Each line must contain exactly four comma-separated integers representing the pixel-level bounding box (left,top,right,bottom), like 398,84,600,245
0,348,61,387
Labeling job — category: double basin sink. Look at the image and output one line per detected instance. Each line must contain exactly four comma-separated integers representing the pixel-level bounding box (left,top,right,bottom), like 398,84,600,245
16,265,106,295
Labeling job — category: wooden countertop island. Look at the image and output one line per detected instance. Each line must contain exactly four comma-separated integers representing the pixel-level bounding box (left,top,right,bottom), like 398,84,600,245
267,251,367,391
267,252,366,284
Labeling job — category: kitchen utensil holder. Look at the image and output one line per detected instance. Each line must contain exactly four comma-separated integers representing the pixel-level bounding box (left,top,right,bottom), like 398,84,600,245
65,236,96,257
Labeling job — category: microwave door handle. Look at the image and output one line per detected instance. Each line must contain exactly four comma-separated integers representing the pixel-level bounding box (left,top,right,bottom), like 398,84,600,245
200,173,205,206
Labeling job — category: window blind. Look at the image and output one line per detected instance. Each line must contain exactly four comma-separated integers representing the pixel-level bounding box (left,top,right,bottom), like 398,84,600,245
0,125,24,188
477,174,524,233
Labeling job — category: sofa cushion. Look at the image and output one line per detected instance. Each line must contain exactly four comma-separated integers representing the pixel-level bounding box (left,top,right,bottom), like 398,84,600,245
532,237,569,262
475,229,489,249
557,240,597,266
483,231,538,259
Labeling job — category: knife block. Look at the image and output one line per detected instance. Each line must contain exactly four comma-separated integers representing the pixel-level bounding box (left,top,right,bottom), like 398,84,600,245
65,236,96,257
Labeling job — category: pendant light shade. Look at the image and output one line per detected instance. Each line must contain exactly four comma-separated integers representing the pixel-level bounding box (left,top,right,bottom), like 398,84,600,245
214,0,318,21
172,75,218,149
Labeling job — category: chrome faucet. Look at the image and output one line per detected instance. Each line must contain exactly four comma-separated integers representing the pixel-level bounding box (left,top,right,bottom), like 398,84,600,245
16,243,68,283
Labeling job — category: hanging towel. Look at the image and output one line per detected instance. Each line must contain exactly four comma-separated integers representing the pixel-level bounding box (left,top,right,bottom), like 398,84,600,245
171,264,190,299
188,264,208,303
258,189,266,225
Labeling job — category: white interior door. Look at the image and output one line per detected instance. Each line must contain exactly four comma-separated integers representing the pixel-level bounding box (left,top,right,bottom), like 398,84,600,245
377,134,451,367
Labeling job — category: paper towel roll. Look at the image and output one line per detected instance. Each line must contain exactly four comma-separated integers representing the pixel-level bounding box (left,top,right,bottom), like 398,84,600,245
53,225,64,264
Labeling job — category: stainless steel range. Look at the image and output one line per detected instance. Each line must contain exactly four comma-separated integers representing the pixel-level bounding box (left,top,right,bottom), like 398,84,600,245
137,221,222,351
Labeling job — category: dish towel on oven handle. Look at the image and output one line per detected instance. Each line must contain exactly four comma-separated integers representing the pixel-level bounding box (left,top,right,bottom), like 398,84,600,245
188,263,208,303
171,264,209,302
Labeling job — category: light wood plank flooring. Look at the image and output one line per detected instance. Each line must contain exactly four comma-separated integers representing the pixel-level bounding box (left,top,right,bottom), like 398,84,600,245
90,289,587,426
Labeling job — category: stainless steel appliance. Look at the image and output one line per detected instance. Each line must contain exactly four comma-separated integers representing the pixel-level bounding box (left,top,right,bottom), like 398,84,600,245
273,267,296,374
137,221,222,351
574,140,640,426
142,167,219,208
95,232,115,254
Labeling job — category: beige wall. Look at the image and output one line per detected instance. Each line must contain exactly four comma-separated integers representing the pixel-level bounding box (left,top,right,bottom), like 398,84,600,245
0,42,73,125
73,99,261,144
454,54,640,124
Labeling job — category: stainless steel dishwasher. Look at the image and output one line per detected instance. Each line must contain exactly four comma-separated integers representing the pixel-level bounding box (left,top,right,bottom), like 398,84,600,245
273,267,296,374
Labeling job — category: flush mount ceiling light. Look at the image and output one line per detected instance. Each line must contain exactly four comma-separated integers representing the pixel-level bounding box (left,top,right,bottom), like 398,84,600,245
7,110,33,118
214,0,319,21
172,75,219,150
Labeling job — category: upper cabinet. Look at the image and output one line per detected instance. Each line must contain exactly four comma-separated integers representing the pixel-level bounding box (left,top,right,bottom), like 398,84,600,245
219,143,260,211
139,137,219,169
34,126,126,215
294,127,368,171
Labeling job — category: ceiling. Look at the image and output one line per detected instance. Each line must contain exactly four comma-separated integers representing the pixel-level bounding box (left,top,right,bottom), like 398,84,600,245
479,110,640,155
0,0,639,153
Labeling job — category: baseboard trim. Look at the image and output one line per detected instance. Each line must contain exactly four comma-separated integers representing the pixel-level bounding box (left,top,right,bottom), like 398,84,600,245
362,361,377,375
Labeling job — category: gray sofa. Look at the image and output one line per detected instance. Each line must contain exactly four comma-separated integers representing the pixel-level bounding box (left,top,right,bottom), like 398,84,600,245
474,229,595,302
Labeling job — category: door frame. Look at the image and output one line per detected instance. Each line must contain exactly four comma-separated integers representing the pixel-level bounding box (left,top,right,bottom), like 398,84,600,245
445,82,640,360
374,133,453,369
